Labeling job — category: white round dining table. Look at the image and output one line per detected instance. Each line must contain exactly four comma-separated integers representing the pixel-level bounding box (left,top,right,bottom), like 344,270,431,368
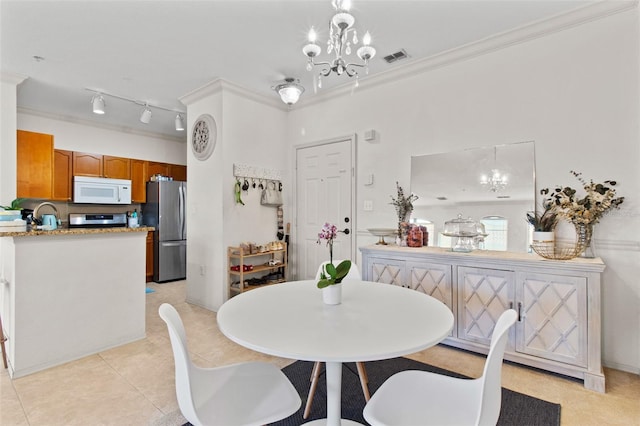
217,280,454,426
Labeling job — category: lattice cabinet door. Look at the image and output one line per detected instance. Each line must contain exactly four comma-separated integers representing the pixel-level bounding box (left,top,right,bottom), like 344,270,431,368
368,258,405,286
407,261,453,310
458,266,515,347
515,272,587,367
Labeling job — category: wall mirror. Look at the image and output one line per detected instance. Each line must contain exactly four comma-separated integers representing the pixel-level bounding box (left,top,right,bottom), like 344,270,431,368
410,141,535,252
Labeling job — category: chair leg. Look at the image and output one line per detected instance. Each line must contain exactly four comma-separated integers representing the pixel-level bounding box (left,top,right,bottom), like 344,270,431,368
303,361,323,419
304,361,370,419
0,314,7,369
356,361,370,401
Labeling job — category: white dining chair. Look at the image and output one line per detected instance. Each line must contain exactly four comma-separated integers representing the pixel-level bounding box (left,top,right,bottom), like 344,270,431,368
159,303,301,426
363,309,518,426
303,261,370,419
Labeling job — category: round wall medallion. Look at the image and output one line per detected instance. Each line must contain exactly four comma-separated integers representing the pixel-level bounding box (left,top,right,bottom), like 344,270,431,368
191,114,217,161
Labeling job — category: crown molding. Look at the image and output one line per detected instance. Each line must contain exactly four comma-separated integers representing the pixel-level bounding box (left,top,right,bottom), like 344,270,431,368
1,71,28,86
296,0,638,108
180,78,287,111
17,107,186,143
179,78,224,106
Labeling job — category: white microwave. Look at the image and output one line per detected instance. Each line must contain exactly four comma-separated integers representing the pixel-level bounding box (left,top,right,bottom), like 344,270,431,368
73,176,132,204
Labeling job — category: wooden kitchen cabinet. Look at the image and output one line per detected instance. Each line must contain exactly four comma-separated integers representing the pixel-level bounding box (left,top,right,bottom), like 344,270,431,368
73,152,131,179
146,231,154,282
52,149,73,201
147,162,169,179
130,159,148,203
72,152,103,177
103,155,131,179
17,130,54,199
169,164,187,181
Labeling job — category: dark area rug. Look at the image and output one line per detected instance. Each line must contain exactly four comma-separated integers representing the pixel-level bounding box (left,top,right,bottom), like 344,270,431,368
270,357,561,426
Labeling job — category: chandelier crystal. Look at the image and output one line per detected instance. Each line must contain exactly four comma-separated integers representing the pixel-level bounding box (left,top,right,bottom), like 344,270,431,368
480,147,508,192
303,0,376,89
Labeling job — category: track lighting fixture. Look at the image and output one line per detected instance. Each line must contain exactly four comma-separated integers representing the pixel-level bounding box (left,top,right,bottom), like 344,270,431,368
91,95,105,115
140,105,152,124
85,88,186,131
175,114,185,131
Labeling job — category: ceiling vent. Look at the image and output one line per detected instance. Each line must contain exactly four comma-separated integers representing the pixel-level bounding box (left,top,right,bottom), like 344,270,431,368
383,49,409,64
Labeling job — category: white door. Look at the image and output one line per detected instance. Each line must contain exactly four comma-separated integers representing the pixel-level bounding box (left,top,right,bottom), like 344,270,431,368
296,138,354,280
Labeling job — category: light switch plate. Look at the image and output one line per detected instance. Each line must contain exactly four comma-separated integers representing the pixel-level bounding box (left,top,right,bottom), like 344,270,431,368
364,200,373,211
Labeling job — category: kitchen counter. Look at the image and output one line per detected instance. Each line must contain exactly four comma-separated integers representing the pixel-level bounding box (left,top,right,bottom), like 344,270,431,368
1,227,151,378
1,226,154,237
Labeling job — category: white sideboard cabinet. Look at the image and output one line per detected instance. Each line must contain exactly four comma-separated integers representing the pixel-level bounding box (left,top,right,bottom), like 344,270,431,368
360,245,606,392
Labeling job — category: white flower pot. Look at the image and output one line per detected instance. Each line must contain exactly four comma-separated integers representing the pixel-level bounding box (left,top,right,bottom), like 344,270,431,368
532,231,555,243
322,283,342,305
532,231,555,255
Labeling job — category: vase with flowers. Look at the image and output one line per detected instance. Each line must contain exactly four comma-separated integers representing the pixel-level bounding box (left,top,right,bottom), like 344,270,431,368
317,223,351,304
390,182,418,246
541,171,624,258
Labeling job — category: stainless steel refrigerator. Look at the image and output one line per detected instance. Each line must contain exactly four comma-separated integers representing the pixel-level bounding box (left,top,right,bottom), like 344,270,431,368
143,181,187,282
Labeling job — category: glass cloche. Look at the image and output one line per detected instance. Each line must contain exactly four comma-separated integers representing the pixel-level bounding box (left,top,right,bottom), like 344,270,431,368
442,214,479,252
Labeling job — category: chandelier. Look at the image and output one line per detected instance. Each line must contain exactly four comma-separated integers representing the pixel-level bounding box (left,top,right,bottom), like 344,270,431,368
480,147,508,192
480,169,508,192
302,0,377,89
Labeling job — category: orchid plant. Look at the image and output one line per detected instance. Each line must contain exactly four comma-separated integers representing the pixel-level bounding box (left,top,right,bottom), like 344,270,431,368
316,222,351,288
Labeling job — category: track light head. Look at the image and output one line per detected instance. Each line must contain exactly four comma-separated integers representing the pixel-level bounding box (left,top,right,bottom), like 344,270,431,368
140,105,152,124
91,95,105,115
175,114,185,131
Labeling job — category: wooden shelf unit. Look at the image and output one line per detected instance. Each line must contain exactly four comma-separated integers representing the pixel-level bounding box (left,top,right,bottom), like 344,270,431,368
227,246,287,298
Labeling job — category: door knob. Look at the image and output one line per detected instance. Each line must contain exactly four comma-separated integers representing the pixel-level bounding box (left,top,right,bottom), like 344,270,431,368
343,228,350,235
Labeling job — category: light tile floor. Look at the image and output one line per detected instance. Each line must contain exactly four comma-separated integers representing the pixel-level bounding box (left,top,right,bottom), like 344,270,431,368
1,280,638,425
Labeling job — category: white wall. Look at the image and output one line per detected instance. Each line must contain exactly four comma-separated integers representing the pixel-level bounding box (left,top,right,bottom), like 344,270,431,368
287,7,640,373
182,81,289,311
0,73,26,370
17,112,186,164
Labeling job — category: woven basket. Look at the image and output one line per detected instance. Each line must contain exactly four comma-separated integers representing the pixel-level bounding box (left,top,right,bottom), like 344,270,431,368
531,240,586,260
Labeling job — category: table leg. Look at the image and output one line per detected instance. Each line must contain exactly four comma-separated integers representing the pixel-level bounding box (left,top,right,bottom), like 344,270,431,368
325,361,342,426
304,362,363,426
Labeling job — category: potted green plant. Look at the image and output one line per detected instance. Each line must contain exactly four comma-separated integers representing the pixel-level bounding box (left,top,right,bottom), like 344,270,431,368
0,198,25,212
0,198,26,231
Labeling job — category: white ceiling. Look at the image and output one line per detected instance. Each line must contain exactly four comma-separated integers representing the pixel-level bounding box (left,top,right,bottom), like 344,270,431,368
1,0,596,141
